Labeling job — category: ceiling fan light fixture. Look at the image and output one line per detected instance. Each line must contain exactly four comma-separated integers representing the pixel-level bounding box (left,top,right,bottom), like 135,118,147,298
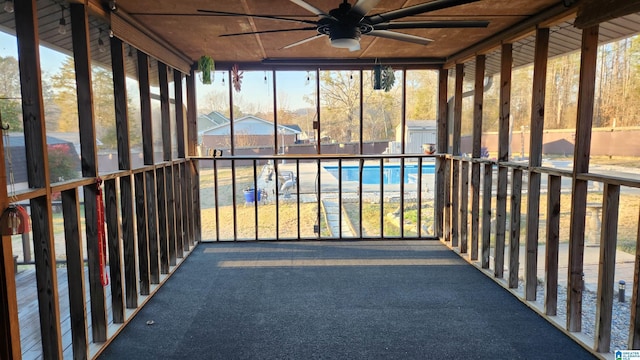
328,23,361,51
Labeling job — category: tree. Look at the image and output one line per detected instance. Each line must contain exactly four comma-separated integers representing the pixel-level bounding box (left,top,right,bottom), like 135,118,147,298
49,57,79,132
317,71,360,143
0,56,22,131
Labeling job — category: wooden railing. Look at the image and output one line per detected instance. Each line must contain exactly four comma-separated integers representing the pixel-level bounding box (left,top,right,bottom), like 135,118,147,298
443,155,640,355
8,158,201,359
195,154,438,242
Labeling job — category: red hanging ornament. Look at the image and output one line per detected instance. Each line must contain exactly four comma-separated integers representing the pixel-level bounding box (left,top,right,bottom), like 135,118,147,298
96,178,109,286
231,64,243,92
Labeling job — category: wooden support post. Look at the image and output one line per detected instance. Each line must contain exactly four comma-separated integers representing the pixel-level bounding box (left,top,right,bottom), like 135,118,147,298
508,169,523,288
471,55,485,261
61,189,89,359
174,70,185,159
460,161,469,254
443,159,452,242
595,183,620,353
158,62,171,161
525,28,549,301
451,160,460,248
110,37,137,308
146,171,160,284
545,175,561,316
186,68,198,157
70,2,106,343
135,172,150,295
137,51,154,165
495,43,512,278
156,168,169,274
481,163,492,267
630,206,640,349
166,165,177,266
453,64,463,156
568,25,599,333
436,69,448,239
104,179,124,324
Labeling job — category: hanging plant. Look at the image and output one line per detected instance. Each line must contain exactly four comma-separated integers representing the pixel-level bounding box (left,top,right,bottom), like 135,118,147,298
381,66,396,92
232,64,243,92
198,55,215,84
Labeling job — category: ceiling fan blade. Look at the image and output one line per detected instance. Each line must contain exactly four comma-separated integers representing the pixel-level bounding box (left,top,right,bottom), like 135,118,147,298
349,0,382,19
373,20,489,30
366,30,432,45
282,34,324,49
366,0,481,24
197,9,317,25
220,27,318,37
289,0,334,20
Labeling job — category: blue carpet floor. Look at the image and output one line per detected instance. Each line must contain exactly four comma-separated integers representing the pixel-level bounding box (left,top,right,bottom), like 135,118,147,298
98,241,596,360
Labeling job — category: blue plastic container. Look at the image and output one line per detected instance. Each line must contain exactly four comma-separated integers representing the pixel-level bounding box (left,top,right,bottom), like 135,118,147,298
243,188,261,203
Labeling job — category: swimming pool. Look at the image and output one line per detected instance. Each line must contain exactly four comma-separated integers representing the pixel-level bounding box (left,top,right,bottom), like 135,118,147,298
324,163,435,185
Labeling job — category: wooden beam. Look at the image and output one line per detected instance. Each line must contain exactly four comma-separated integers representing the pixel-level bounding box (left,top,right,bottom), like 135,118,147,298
575,0,640,29
567,25,599,333
594,183,620,353
174,70,186,158
166,165,177,266
481,163,492,268
158,62,171,162
61,189,89,359
445,2,576,68
525,27,550,302
452,64,464,156
509,169,523,288
70,3,107,342
443,159,452,243
471,55,485,261
545,175,561,316
435,69,448,239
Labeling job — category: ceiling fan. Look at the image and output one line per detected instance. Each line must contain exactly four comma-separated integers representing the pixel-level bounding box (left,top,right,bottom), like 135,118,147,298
198,0,489,52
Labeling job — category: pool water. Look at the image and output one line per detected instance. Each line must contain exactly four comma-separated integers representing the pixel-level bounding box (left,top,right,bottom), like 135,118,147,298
324,164,435,185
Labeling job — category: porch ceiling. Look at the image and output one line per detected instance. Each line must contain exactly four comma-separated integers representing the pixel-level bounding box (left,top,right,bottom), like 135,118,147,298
115,0,561,65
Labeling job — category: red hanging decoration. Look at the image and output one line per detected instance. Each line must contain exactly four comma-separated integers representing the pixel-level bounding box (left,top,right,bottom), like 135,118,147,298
96,178,109,286
231,63,243,92
0,204,30,235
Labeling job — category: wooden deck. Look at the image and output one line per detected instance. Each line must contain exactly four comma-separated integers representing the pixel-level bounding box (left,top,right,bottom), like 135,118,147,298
15,258,189,359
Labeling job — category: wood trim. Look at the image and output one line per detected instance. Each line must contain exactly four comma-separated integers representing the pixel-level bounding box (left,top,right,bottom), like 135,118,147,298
545,175,561,316
568,25,599,333
436,69,448,239
443,159,452,243
472,55,485,158
495,165,508,278
166,166,177,266
508,168,523,288
120,174,138,308
594,183,620,353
